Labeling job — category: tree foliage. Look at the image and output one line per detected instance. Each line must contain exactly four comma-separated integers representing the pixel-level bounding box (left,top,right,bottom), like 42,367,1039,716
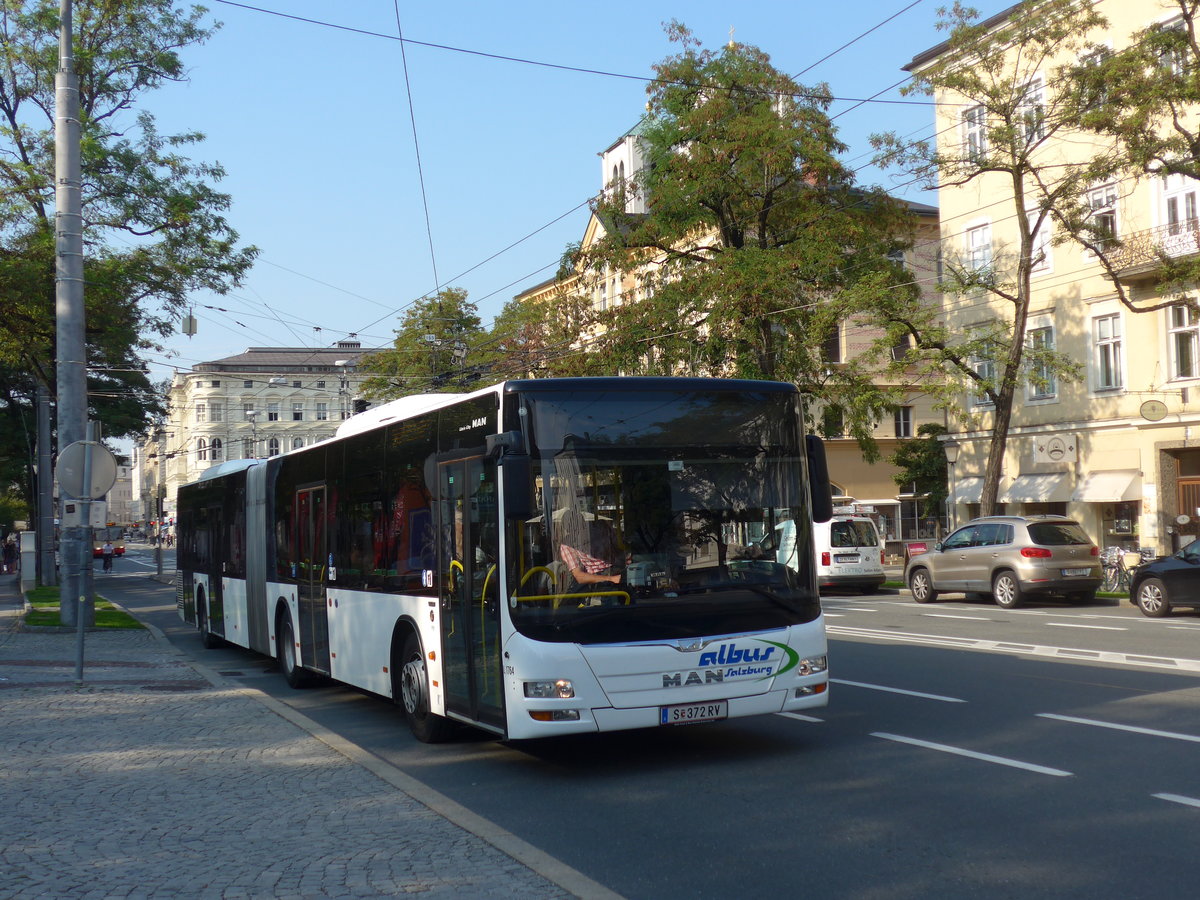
565,23,919,457
0,0,256,447
870,0,1108,514
889,422,949,524
359,288,492,397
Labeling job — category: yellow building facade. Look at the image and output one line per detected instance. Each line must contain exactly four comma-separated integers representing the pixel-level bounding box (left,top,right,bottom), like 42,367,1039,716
910,0,1200,555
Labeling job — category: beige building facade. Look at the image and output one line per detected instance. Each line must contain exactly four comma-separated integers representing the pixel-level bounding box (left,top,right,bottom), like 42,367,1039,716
910,0,1200,555
136,341,378,527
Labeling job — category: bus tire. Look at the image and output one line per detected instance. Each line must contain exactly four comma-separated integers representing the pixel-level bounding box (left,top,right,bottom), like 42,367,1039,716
196,589,224,650
277,609,314,689
397,632,454,743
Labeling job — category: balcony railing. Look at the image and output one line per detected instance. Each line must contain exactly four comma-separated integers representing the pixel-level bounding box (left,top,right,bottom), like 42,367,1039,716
1106,221,1200,283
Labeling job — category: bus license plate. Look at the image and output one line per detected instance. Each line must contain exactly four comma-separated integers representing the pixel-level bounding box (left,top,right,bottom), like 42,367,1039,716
661,700,728,725
1062,568,1091,576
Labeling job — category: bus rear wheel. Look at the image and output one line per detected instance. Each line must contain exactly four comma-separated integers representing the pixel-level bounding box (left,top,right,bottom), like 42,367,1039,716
397,632,454,743
277,610,314,689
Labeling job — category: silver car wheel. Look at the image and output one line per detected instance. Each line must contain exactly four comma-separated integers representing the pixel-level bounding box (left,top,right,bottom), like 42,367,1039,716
1136,578,1170,618
993,572,1022,609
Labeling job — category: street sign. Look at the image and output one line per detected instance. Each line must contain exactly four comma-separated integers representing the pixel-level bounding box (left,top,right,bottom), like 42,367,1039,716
57,440,118,499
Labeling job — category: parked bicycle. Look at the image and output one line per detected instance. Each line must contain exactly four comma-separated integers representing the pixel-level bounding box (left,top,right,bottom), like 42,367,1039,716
1100,547,1154,592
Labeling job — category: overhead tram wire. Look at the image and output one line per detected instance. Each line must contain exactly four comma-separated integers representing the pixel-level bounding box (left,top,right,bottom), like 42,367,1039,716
392,2,441,298
209,0,940,110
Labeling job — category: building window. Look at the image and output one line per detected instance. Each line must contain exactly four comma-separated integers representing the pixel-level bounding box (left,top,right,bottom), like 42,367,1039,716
243,380,252,388
1170,304,1200,379
292,402,304,421
316,380,326,388
316,402,329,421
267,402,280,422
195,402,206,424
822,406,844,438
1086,184,1118,249
1164,173,1199,236
268,437,280,457
1094,314,1122,390
243,403,255,421
972,346,996,406
893,406,913,438
967,223,991,272
292,380,301,388
1019,77,1045,143
197,438,207,461
1028,210,1049,272
1156,18,1188,77
1079,47,1112,110
211,438,223,461
963,105,987,162
209,402,223,423
291,437,304,451
210,379,221,388
822,323,842,364
1027,326,1056,399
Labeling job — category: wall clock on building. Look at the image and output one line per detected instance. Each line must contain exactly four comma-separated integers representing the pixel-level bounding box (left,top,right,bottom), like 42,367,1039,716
1140,399,1168,422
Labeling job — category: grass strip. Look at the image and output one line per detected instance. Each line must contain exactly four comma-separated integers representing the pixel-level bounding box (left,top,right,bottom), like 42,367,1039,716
24,585,144,629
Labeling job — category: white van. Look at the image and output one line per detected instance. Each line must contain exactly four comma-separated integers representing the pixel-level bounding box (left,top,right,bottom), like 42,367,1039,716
813,514,885,594
770,513,886,594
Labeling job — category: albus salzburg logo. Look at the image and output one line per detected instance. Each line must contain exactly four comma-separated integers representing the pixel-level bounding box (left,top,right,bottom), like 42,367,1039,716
662,640,799,687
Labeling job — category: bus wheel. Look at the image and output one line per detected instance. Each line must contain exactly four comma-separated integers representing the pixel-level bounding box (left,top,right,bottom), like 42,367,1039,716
196,590,223,650
397,633,454,743
277,611,313,689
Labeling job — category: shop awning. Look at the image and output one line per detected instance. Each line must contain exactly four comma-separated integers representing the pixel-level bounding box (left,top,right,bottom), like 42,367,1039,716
952,476,984,504
1000,472,1072,503
1072,470,1141,503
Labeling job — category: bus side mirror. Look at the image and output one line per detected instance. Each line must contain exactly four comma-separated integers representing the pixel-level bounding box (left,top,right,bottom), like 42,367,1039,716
500,453,532,520
807,434,833,524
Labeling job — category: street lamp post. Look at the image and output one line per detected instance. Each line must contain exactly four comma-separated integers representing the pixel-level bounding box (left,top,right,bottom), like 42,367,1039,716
943,439,960,534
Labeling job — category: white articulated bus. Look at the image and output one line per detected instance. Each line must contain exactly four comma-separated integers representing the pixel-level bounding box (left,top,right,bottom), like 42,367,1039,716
176,377,833,741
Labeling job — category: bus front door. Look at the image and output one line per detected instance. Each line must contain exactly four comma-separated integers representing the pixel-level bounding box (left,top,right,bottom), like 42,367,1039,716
438,458,504,731
295,486,330,674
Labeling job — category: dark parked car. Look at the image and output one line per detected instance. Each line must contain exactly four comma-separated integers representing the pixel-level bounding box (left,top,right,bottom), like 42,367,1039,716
1129,539,1200,617
905,515,1102,609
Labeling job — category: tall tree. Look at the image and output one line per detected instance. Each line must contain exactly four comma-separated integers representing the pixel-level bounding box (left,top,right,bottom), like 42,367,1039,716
567,23,919,456
359,288,491,397
0,0,256,441
871,0,1111,514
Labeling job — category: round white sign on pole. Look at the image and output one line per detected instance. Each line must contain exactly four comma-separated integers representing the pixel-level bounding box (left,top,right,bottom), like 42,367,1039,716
57,440,118,499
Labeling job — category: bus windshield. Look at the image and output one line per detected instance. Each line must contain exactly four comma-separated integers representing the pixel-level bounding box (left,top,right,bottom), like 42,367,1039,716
507,386,819,644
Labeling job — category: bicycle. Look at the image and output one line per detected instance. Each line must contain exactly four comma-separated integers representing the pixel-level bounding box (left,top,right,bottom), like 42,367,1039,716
1101,547,1149,592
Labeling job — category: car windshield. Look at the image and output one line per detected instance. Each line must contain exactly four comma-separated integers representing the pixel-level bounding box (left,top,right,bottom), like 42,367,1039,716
505,386,821,644
1027,522,1092,546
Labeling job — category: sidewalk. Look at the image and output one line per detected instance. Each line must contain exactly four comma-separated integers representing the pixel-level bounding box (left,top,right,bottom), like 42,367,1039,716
0,574,607,900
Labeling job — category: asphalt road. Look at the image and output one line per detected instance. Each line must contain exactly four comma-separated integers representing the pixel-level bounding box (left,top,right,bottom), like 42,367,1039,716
101,546,1200,899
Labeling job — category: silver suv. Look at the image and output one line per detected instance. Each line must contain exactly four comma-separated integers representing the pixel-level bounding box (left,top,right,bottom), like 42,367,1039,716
905,515,1102,608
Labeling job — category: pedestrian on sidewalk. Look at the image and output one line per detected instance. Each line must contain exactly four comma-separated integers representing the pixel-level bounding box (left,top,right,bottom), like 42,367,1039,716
102,540,114,573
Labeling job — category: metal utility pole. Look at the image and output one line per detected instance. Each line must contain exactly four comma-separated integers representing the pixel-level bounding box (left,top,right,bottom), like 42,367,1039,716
54,0,88,626
36,383,57,586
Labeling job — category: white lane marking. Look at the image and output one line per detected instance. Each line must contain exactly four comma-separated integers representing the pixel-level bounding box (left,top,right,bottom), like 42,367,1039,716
1038,714,1200,744
823,607,878,613
831,678,965,703
1153,793,1200,809
922,613,991,621
872,732,1072,777
828,624,1200,673
823,613,844,618
1045,623,1127,631
777,712,824,723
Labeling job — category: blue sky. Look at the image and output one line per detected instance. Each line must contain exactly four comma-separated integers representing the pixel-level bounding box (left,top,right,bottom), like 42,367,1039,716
136,0,1007,382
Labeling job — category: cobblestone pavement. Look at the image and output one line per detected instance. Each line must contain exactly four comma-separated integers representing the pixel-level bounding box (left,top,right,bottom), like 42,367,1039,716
0,577,582,899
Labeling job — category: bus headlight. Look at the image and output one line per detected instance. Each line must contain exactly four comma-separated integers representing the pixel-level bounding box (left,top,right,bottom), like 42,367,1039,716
524,679,575,699
796,656,827,676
